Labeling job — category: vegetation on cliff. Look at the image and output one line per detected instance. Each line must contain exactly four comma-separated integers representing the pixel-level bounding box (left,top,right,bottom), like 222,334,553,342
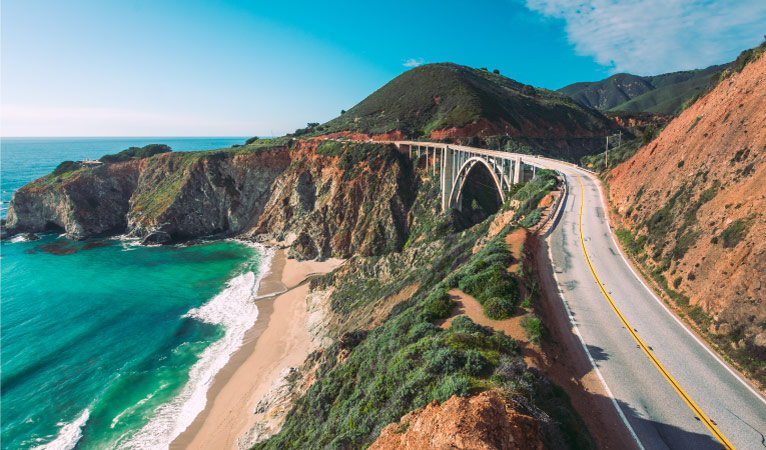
253,170,592,450
297,63,611,149
606,42,766,387
99,144,172,163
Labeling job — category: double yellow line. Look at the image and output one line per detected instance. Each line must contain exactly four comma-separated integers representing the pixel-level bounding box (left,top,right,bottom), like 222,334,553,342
570,171,735,450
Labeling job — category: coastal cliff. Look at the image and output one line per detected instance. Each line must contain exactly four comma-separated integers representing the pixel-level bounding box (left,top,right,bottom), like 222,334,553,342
6,141,417,258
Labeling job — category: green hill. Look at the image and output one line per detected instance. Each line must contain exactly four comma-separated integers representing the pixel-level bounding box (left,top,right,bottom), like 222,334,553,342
301,63,611,140
559,63,729,114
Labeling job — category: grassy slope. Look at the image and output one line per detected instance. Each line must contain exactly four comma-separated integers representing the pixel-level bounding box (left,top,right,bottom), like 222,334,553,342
254,170,593,450
611,76,712,114
559,63,728,114
305,63,608,139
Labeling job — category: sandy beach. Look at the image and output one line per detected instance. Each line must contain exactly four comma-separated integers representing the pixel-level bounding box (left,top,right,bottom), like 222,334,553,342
171,249,344,450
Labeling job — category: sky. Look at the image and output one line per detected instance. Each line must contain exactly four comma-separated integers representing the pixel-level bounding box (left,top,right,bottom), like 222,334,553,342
1,0,764,137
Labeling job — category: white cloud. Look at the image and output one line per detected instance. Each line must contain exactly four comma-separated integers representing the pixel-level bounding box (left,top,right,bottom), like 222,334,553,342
523,0,766,75
403,58,425,67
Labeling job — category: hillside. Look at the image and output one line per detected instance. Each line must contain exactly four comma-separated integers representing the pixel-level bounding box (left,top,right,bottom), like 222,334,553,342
297,63,614,160
559,63,728,114
606,44,766,385
4,139,607,449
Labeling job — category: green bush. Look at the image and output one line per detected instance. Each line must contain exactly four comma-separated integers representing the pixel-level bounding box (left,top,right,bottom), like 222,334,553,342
519,208,543,228
432,374,471,403
521,316,545,345
483,297,515,320
51,160,80,177
464,349,490,375
642,126,656,145
449,315,488,334
720,217,754,248
687,306,709,326
100,144,171,163
425,347,464,374
425,291,456,319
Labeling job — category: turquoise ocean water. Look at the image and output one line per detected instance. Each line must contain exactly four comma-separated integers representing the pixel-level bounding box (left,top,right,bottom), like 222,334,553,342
1,138,272,449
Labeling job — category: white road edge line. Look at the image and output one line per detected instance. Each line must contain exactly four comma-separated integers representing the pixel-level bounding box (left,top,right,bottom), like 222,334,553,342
577,166,766,408
545,171,646,450
546,238,646,450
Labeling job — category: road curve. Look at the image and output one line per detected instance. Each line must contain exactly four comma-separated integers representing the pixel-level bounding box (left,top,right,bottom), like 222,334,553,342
525,156,766,450
377,140,766,448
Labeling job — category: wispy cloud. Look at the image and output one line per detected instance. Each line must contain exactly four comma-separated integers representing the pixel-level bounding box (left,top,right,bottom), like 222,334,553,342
523,0,766,75
403,58,425,67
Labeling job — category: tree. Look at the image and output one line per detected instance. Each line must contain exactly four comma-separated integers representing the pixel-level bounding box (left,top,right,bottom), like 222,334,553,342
307,122,320,128
493,69,500,74
521,85,536,97
340,109,346,115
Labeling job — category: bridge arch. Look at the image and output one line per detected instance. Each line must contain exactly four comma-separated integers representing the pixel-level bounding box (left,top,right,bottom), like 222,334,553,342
448,157,505,211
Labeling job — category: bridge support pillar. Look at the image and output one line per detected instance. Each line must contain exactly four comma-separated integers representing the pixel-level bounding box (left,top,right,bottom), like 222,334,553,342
513,157,522,184
441,146,452,211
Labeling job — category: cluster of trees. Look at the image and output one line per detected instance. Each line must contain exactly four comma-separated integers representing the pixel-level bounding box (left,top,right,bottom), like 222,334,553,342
292,122,326,137
99,144,171,164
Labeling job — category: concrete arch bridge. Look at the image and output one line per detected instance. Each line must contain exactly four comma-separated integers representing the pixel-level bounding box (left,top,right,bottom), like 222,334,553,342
391,141,545,212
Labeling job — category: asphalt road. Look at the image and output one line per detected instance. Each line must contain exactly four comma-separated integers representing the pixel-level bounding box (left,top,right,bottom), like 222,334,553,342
382,140,766,448
527,157,766,450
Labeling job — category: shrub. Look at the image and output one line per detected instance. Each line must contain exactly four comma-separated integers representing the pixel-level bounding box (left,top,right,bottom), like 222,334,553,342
464,349,490,375
425,347,464,374
51,160,80,177
425,291,456,319
489,331,519,355
521,85,536,96
484,297,515,320
432,374,471,403
449,315,487,334
100,144,171,163
720,217,754,248
521,316,545,345
245,136,259,145
642,127,656,145
688,306,709,325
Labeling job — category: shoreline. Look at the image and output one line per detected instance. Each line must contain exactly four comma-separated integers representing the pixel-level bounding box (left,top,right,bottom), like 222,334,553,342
171,248,344,450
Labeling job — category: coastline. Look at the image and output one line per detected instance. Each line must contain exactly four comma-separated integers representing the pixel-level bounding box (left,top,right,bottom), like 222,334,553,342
170,248,344,450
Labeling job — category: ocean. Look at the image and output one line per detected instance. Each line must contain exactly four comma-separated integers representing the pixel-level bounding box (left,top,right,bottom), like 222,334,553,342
1,138,271,449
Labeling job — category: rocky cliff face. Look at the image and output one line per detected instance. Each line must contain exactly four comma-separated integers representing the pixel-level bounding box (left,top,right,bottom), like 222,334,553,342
125,148,291,242
6,141,420,258
250,141,414,259
607,50,766,380
369,391,545,450
6,160,142,239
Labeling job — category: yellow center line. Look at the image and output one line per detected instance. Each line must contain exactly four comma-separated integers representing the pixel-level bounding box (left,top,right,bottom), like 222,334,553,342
568,170,735,450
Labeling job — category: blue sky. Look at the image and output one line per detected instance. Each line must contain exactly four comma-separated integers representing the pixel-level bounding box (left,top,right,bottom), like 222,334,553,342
2,0,764,137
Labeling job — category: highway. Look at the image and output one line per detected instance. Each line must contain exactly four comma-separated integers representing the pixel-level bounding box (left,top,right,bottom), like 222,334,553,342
524,156,766,450
377,139,766,448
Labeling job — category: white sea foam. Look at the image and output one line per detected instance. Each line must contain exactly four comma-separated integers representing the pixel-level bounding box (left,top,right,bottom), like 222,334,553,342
32,409,90,450
9,234,31,243
115,242,274,450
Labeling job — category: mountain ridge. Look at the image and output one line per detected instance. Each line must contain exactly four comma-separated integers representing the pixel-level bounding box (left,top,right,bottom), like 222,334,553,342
559,62,729,114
